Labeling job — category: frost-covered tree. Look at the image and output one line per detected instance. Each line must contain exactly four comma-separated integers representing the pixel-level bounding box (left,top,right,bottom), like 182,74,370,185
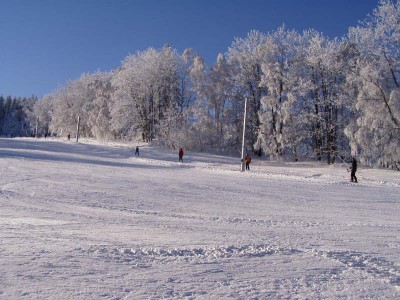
346,0,400,169
177,48,198,113
256,27,354,163
37,72,111,139
292,31,351,163
154,45,180,136
110,56,146,139
257,26,302,159
157,49,203,149
111,46,179,141
227,30,268,151
189,53,234,150
185,55,211,150
85,72,113,140
208,54,233,147
21,96,39,135
29,95,53,136
49,73,101,138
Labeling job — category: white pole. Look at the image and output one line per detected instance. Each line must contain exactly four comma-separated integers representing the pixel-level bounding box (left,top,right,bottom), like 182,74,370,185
76,116,80,143
241,97,248,172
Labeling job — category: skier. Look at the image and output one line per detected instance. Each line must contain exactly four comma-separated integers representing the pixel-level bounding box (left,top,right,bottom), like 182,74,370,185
245,153,251,170
178,147,184,162
135,146,140,156
350,157,358,183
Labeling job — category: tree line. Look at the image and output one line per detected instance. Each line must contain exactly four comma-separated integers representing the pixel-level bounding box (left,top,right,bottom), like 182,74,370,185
4,0,399,170
0,95,37,137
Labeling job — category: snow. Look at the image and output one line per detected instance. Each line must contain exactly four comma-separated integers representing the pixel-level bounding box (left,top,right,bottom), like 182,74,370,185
0,137,399,299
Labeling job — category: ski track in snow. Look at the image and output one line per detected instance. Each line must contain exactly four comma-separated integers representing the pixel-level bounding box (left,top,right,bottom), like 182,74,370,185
0,137,399,299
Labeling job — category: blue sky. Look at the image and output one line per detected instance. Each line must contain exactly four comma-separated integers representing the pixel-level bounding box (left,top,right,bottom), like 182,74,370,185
0,0,380,98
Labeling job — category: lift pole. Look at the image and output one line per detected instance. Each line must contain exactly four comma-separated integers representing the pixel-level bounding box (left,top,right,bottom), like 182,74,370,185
76,116,80,143
240,97,248,172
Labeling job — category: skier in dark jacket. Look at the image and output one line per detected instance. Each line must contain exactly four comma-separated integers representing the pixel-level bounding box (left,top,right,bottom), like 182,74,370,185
178,148,184,162
350,157,358,183
135,146,140,156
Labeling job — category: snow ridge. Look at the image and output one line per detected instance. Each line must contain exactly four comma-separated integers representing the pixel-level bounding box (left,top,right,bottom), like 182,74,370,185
82,243,301,264
82,244,400,288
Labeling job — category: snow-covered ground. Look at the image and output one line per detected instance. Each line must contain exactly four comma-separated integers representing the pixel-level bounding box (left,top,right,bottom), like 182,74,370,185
0,137,399,299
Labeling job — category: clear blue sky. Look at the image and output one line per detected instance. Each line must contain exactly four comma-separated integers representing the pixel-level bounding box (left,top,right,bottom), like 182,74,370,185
0,0,380,98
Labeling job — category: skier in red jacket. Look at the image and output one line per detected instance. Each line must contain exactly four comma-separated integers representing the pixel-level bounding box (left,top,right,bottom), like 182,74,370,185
179,148,184,162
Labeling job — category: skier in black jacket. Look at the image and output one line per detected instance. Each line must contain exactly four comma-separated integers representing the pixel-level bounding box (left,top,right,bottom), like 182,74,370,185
350,157,358,183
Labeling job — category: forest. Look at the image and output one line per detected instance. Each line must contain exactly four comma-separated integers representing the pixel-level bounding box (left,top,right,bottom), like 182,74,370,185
1,0,399,170
0,95,37,137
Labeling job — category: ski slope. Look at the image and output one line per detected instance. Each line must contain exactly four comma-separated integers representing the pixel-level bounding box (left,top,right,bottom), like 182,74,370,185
0,137,399,299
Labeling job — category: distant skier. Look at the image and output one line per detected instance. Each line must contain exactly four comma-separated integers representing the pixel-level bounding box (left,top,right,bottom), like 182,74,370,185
67,134,70,140
245,153,251,170
135,146,140,156
350,157,358,183
178,147,184,162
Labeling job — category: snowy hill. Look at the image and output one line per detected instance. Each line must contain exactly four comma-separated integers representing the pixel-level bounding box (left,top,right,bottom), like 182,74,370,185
0,137,399,299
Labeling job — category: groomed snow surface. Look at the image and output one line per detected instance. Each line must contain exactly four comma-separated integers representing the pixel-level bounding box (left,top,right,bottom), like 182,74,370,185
0,137,399,299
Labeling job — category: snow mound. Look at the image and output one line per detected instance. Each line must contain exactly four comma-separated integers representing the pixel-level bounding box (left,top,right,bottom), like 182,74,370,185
83,243,302,264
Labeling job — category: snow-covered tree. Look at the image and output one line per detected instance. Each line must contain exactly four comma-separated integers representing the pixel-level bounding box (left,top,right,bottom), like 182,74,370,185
49,73,101,138
189,53,234,150
346,0,400,169
257,26,302,159
227,30,268,151
283,30,351,164
177,48,198,113
85,72,113,140
30,95,53,136
185,55,211,150
111,46,179,141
